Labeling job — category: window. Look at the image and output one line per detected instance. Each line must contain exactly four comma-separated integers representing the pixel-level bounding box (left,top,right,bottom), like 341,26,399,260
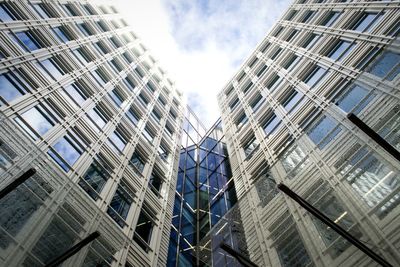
282,54,299,71
147,83,156,93
15,106,57,140
143,126,155,142
37,58,64,81
79,159,111,200
367,51,400,81
265,73,282,91
351,12,382,32
130,150,146,173
0,3,16,22
270,47,282,60
91,69,108,86
301,33,320,50
340,147,400,218
263,113,281,136
307,183,362,257
242,82,253,94
151,109,162,122
285,10,298,21
243,135,259,158
107,182,133,227
281,88,304,114
53,26,72,43
124,76,136,92
256,65,268,77
123,52,134,63
73,48,91,65
110,36,121,48
83,4,96,15
138,93,149,107
229,97,239,111
87,108,107,130
126,107,141,125
158,143,170,162
281,144,309,177
11,31,41,52
0,71,31,105
32,3,54,18
335,84,375,114
134,207,154,251
307,115,341,149
110,59,123,72
320,11,340,27
269,212,314,267
149,171,163,195
135,68,144,78
48,134,84,171
63,4,79,16
77,23,92,36
63,83,87,108
303,66,328,88
109,89,124,107
97,20,109,32
327,40,355,61
250,94,265,112
94,41,109,55
235,112,248,129
285,30,298,42
301,10,315,23
108,130,127,153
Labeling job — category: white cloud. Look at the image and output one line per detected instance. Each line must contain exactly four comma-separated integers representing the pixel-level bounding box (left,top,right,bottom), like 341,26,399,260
111,0,291,128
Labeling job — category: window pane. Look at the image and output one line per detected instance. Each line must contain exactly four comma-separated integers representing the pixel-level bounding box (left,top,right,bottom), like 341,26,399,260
368,51,400,81
134,209,153,248
130,151,145,173
18,107,55,138
282,90,304,114
0,4,15,22
48,136,82,171
38,59,64,80
32,4,50,19
304,66,327,88
87,108,106,129
353,13,381,32
336,84,373,114
264,114,281,135
307,115,341,149
107,183,133,227
0,73,25,103
79,161,110,200
64,84,86,106
328,40,354,61
13,31,41,51
109,131,126,152
53,27,70,43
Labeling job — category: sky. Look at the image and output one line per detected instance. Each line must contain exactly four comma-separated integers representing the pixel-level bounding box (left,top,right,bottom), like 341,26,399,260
112,0,292,128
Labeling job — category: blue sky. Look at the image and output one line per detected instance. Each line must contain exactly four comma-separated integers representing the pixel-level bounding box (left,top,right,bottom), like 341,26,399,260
114,0,292,128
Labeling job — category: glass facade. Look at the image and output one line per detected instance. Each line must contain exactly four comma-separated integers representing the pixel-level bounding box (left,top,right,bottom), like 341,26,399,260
167,108,237,266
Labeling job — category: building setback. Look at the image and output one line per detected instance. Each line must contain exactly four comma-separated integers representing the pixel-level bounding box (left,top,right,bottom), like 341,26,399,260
217,0,400,266
0,1,184,266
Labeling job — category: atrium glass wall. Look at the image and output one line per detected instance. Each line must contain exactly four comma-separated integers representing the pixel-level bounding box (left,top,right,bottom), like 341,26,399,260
167,108,237,266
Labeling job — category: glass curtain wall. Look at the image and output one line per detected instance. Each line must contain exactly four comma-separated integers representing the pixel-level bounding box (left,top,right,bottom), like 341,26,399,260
167,108,237,267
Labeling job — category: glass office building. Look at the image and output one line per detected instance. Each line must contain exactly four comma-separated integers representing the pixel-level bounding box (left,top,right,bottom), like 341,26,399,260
1,0,400,266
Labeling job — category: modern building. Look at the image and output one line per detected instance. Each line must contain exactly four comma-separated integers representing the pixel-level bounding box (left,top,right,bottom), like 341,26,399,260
0,1,185,266
1,0,400,267
217,0,400,266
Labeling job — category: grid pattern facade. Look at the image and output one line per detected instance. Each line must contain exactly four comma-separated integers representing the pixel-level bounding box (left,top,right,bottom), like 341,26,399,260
167,108,237,267
218,0,400,266
0,1,184,266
